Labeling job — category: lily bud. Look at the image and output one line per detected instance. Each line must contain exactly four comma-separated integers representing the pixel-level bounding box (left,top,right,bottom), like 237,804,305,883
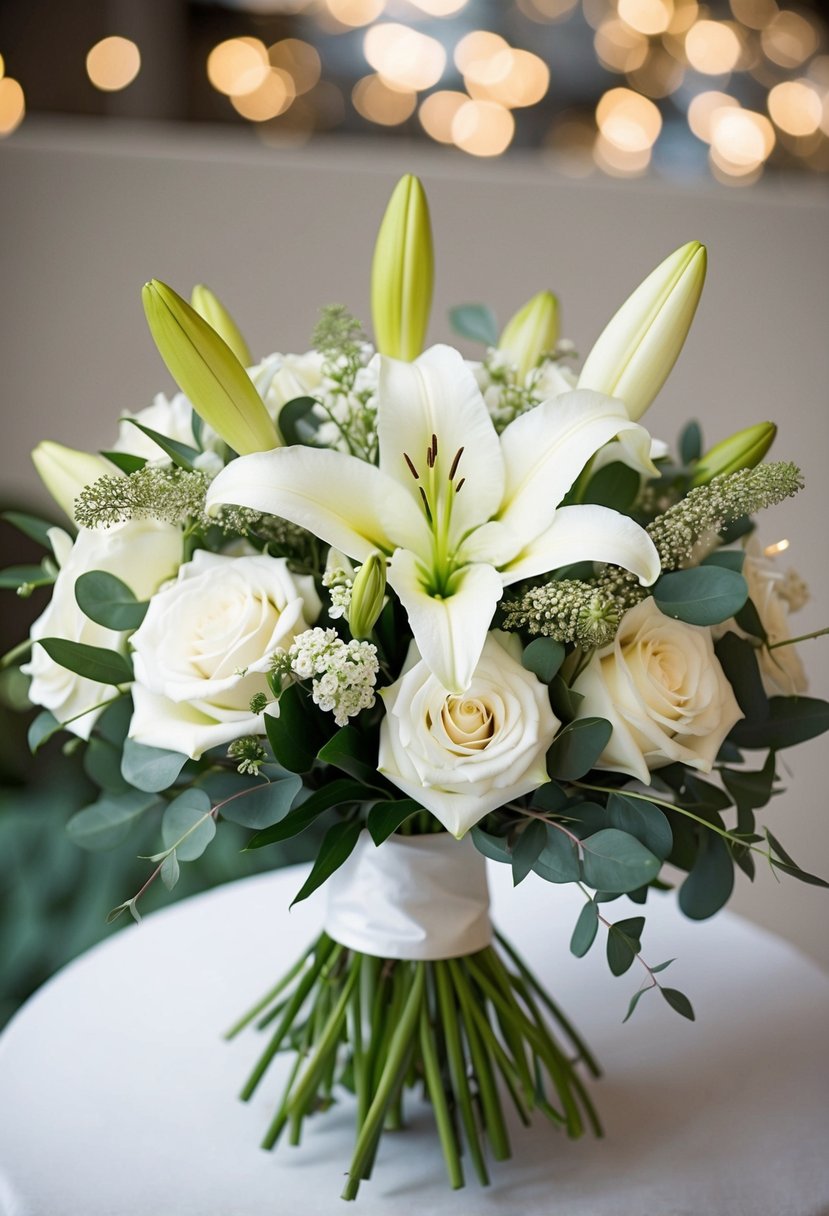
190,284,252,368
348,551,386,639
32,441,113,524
498,290,559,381
578,240,707,421
371,174,434,361
142,279,279,455
691,422,777,487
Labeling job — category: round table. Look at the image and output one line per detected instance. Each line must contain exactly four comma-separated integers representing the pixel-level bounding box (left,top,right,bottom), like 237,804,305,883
1,862,828,1216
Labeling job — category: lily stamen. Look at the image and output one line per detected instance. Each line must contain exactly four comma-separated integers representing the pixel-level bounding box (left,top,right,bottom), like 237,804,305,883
403,453,420,480
448,447,464,481
418,485,433,522
455,477,465,494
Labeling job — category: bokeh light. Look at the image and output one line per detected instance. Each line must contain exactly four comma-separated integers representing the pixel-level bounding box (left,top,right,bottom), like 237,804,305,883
617,0,674,37
452,98,515,156
687,90,739,142
0,76,25,136
761,10,819,68
268,39,321,95
407,0,469,15
596,87,662,151
768,80,822,136
594,20,649,73
418,90,467,142
352,73,417,124
685,20,742,75
86,36,141,92
208,38,270,96
231,69,295,120
326,0,386,27
363,23,446,91
517,0,579,20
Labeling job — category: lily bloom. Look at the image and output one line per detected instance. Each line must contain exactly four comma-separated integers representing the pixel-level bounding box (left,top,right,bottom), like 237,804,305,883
206,345,660,692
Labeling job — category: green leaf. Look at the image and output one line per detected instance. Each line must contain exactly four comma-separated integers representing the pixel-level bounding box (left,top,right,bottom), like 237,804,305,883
0,563,55,590
533,825,581,883
120,738,188,792
367,799,421,845
734,597,767,642
679,833,734,920
679,420,702,465
218,774,302,829
1,510,56,548
582,461,641,513
278,396,320,447
570,901,598,958
721,754,775,814
661,987,695,1020
623,986,651,1023
548,674,584,723
28,709,61,753
651,959,675,974
715,632,769,722
83,736,131,793
246,778,366,849
93,695,133,746
100,450,148,474
653,566,748,626
581,828,661,894
449,303,498,346
606,916,645,977
559,800,608,838
264,684,319,773
731,696,829,750
521,637,565,685
291,820,362,906
607,793,672,861
161,790,215,860
470,824,512,865
512,819,546,886
529,781,569,814
36,638,133,685
702,549,745,573
119,418,199,470
317,726,381,788
547,717,612,781
160,851,180,890
74,570,148,631
766,831,829,889
66,790,159,850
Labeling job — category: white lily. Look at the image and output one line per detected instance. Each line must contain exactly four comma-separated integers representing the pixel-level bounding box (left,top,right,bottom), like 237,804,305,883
206,345,660,692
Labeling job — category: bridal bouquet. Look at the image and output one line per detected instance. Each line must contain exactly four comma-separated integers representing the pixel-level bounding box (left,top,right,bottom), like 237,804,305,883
6,176,828,1201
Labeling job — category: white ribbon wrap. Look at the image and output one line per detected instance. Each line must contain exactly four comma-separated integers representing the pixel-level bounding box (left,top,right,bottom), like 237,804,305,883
323,831,492,961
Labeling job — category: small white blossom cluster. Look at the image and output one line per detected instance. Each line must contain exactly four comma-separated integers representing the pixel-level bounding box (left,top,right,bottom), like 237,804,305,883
280,627,379,727
473,345,577,431
322,557,354,619
313,345,379,459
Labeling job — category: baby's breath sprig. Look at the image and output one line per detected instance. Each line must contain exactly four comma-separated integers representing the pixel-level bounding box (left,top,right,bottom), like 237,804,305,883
227,737,268,776
503,461,803,644
74,465,261,535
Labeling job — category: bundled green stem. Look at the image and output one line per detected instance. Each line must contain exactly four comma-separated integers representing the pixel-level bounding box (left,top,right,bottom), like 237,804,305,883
227,932,601,1201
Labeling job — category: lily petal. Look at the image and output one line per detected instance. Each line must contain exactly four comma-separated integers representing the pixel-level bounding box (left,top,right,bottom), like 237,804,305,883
498,390,656,545
205,446,425,562
501,503,660,586
378,345,504,547
389,548,503,692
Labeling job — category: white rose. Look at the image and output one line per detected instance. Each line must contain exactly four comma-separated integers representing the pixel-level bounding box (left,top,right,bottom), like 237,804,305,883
23,521,183,739
713,540,808,697
571,597,743,784
378,631,560,838
112,391,220,462
249,351,326,421
129,550,321,759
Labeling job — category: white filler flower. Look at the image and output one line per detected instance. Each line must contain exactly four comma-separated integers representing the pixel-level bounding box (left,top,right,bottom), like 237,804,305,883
378,631,560,838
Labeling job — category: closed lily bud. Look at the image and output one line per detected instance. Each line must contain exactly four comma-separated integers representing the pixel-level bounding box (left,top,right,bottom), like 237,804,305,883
190,284,252,368
371,175,434,362
578,241,707,421
498,290,559,381
348,551,386,639
691,421,777,487
32,441,113,524
142,279,279,455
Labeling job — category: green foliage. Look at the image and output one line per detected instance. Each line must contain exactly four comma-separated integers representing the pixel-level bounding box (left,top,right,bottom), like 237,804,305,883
662,987,695,1020
120,738,188,792
730,696,829,750
67,789,160,850
278,397,321,447
0,563,55,591
448,303,498,347
570,901,598,958
532,825,580,883
161,790,215,861
679,834,734,920
367,799,421,845
511,819,546,885
28,710,62,753
679,420,702,465
265,684,321,773
653,566,748,626
547,718,612,781
606,793,672,861
580,829,660,893
470,823,512,865
606,917,645,977
74,570,148,631
318,726,383,788
99,450,147,474
290,820,362,906
715,632,769,719
119,418,200,470
36,638,133,685
521,637,565,684
1,510,57,548
217,774,302,830
582,462,641,513
246,778,367,849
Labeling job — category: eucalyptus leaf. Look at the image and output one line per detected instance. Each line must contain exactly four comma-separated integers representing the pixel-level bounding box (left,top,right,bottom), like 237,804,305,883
529,781,569,814
121,738,188,793
534,824,581,883
27,710,61,753
522,637,565,685
75,570,148,631
83,737,131,794
547,717,612,781
278,396,320,447
548,675,584,723
607,793,672,861
37,638,133,685
679,833,734,920
606,916,644,977
734,598,767,642
582,461,641,513
120,418,199,470
1,511,56,548
730,696,829,750
0,564,55,590
470,824,512,865
218,774,302,829
623,986,650,1023
449,303,498,346
290,820,362,906
581,828,660,893
512,819,547,886
570,901,598,958
715,632,769,721
93,696,133,747
654,566,748,626
661,987,695,1021
679,420,702,465
702,549,745,573
160,851,181,890
161,790,215,861
367,799,421,845
246,778,366,849
67,790,159,851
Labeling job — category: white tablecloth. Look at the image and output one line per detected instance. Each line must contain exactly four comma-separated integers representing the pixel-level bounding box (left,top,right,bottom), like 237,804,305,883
1,862,828,1216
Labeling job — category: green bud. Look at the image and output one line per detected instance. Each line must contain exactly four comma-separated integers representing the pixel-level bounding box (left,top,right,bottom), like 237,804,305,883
190,284,252,368
691,422,777,487
348,551,386,639
142,279,279,455
578,241,707,421
371,175,434,361
32,441,114,524
498,290,559,381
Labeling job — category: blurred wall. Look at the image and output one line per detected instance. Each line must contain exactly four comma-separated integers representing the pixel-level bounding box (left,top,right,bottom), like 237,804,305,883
1,118,828,967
